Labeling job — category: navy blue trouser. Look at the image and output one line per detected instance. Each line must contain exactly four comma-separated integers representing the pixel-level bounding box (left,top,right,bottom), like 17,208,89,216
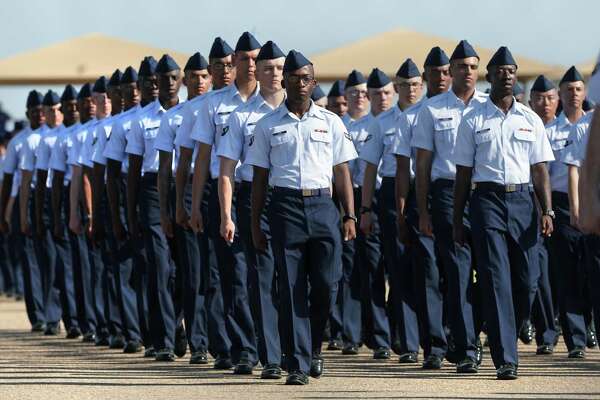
6,227,24,297
470,186,540,368
207,178,257,364
532,237,558,346
237,182,281,366
12,196,45,326
547,192,586,350
269,187,342,374
140,173,176,351
583,234,600,337
0,234,16,294
172,181,209,353
430,179,476,360
379,178,417,354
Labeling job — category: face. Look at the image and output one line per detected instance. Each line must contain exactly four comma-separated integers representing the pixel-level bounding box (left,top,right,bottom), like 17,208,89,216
140,74,159,101
234,49,260,82
256,57,284,92
559,81,585,111
61,100,79,125
107,86,123,113
450,57,479,91
424,65,452,96
184,69,211,98
78,96,96,119
120,82,140,109
529,89,559,121
209,55,235,88
488,65,517,96
327,95,348,117
345,83,369,113
44,104,63,127
27,105,45,128
92,92,111,117
158,70,182,100
368,83,395,114
394,76,423,106
283,65,316,103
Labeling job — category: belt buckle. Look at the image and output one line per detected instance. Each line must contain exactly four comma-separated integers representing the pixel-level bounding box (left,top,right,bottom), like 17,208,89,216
302,189,312,197
506,184,516,193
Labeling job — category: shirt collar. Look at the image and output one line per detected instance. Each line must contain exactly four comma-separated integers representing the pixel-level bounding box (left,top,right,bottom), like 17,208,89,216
485,96,521,119
228,81,260,102
280,100,326,122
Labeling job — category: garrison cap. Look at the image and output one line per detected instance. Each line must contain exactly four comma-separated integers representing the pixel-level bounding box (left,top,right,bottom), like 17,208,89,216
77,83,92,99
61,84,78,102
42,90,60,106
450,40,479,61
121,66,138,84
138,56,158,77
283,50,312,72
108,69,123,87
26,90,44,108
367,68,392,88
257,41,285,61
235,31,261,52
311,85,326,102
209,37,234,59
531,75,556,92
560,66,584,85
396,58,420,78
156,54,180,73
345,69,367,87
328,80,345,97
487,46,517,69
184,52,209,71
424,47,450,67
93,76,108,93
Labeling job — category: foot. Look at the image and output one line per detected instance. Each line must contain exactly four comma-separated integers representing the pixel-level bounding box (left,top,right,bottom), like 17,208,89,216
66,327,82,339
109,334,126,349
536,344,554,355
519,321,533,345
568,347,585,359
456,358,478,373
476,339,483,366
214,354,233,370
398,352,418,364
155,348,175,361
327,339,343,351
373,347,391,360
144,346,156,358
81,331,96,343
174,325,187,358
260,363,282,379
44,323,60,336
123,340,142,354
189,350,209,364
285,370,309,385
233,357,254,375
422,354,443,370
95,333,109,346
587,325,598,349
342,344,359,355
496,363,518,380
310,355,324,378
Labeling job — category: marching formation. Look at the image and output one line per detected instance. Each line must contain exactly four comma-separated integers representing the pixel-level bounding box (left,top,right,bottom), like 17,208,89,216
1,32,599,385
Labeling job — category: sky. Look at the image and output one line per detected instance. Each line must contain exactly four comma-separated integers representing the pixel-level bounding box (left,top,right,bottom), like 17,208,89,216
1,0,599,120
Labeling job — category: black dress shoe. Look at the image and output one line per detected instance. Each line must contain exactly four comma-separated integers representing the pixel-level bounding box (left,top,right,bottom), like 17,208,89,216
44,323,60,336
398,352,418,364
423,354,443,370
261,364,282,379
95,333,110,346
214,354,233,370
109,334,126,349
568,347,585,359
586,325,597,349
445,333,461,364
144,346,156,358
189,350,209,364
233,358,254,375
155,348,175,361
66,327,82,339
327,339,343,351
373,347,391,360
174,325,187,358
310,356,324,378
519,321,533,345
123,340,142,354
496,363,518,380
456,358,478,373
285,370,309,385
476,339,483,366
82,331,96,343
536,344,554,355
342,344,359,355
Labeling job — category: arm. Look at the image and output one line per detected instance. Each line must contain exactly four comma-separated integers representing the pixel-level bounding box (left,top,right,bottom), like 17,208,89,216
91,162,106,242
34,169,48,236
0,173,13,232
69,165,84,235
453,165,473,246
532,162,553,237
359,162,378,235
218,157,237,243
19,170,33,235
415,148,433,236
175,146,193,228
82,166,93,238
567,165,580,228
157,150,174,238
334,162,356,241
126,154,143,240
395,155,411,243
251,166,269,251
51,170,65,239
106,159,126,241
189,143,211,233
581,109,600,234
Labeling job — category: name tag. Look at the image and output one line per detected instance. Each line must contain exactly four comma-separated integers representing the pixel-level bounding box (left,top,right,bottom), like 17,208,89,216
273,130,287,136
247,122,256,126
437,117,453,122
217,111,232,116
476,128,491,134
314,129,328,134
518,128,532,132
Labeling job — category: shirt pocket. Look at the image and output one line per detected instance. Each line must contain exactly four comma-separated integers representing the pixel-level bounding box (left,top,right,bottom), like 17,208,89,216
270,130,294,167
310,128,333,162
433,116,457,148
474,128,495,145
215,111,233,137
383,131,395,154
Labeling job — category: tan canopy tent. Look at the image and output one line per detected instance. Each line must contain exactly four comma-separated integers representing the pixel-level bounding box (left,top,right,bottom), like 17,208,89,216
0,33,190,85
311,28,563,82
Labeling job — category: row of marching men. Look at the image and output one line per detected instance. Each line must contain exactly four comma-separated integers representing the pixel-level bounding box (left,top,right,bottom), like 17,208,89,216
2,31,599,385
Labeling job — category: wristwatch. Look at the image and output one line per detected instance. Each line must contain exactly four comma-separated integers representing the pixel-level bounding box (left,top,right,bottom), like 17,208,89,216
359,206,372,214
543,210,556,219
343,214,358,223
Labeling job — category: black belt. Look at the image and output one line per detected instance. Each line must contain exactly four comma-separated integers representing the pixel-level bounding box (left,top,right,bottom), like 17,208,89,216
432,178,455,189
273,186,331,197
475,182,531,193
142,172,158,181
239,180,252,190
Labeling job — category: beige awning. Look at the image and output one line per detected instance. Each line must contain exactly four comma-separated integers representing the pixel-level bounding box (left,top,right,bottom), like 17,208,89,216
311,28,564,82
0,33,191,85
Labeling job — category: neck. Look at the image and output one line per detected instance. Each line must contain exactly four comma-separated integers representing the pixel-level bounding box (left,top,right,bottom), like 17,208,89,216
452,85,475,104
260,88,285,108
490,91,513,114
64,120,75,127
397,100,412,111
349,108,368,120
96,112,107,120
111,110,121,116
160,96,179,110
564,107,584,124
541,115,555,125
286,98,311,118
141,97,155,107
235,78,257,101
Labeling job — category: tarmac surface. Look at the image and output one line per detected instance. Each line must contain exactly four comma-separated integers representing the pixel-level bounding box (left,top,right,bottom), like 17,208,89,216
0,297,599,399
